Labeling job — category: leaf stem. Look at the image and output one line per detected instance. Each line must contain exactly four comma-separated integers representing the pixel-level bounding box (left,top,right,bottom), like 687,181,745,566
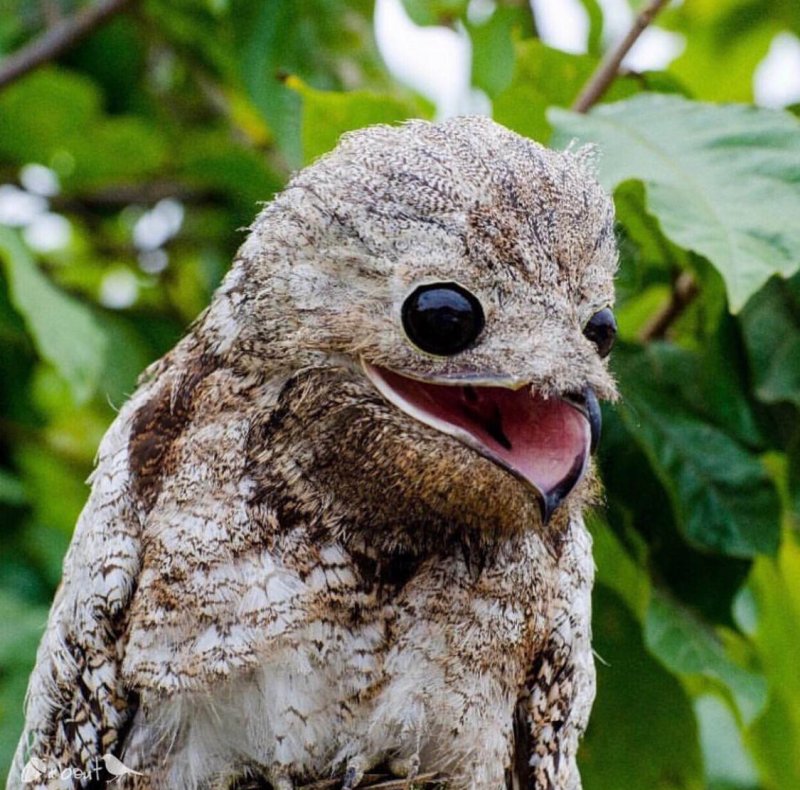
638,271,699,342
571,0,671,113
0,0,137,91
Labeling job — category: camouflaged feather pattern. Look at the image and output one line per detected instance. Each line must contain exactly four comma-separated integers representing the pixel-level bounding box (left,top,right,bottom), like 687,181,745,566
10,116,617,790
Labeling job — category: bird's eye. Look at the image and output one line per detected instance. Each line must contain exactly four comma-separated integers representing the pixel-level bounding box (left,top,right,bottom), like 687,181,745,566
583,307,617,358
402,282,485,356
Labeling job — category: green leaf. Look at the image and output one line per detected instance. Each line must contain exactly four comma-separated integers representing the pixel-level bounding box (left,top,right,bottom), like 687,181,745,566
0,469,26,506
179,128,282,213
0,592,48,784
579,587,704,790
694,694,760,788
613,345,780,557
493,40,638,143
467,6,521,98
230,0,390,168
288,78,432,164
670,25,775,104
0,69,100,163
645,592,767,724
67,116,167,190
232,0,302,166
549,95,800,310
587,512,651,621
662,2,776,103
740,273,800,409
630,320,764,449
579,0,604,56
744,533,800,787
0,68,166,191
789,437,800,520
400,0,468,26
0,228,106,404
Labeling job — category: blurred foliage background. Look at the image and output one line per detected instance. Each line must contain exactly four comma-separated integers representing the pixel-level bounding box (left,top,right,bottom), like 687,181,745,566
1,0,800,787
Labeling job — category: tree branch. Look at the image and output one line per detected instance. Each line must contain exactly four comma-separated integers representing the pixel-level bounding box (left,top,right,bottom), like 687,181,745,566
571,0,671,113
570,0,693,340
638,271,699,342
0,0,137,91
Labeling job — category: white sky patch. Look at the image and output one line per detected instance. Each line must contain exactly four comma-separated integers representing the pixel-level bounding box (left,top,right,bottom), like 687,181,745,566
0,184,48,227
467,0,495,26
23,212,71,253
624,27,685,71
374,0,475,118
532,0,683,70
19,164,60,197
531,0,589,54
138,248,169,274
595,0,630,44
132,198,184,251
754,31,800,109
99,268,139,309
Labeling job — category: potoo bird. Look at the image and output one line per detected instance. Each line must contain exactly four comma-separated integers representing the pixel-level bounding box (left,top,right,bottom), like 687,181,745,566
10,116,618,790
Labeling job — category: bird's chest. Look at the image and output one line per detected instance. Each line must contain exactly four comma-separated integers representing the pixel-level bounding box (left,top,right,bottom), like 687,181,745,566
124,522,591,786
126,614,391,783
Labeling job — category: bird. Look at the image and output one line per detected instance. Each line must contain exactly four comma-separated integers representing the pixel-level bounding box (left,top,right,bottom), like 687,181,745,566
9,115,618,790
100,754,143,780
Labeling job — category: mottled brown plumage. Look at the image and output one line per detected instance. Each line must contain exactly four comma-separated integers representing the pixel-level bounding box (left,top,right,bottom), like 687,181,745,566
10,116,617,790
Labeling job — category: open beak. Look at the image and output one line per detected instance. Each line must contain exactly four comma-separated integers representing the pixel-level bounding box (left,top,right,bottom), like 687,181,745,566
363,362,599,524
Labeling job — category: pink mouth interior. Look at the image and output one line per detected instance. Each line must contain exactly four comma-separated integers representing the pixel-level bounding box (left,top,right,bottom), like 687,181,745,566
366,365,590,505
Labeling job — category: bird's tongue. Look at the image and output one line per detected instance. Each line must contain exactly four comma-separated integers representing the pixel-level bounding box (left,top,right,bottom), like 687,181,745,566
365,365,591,513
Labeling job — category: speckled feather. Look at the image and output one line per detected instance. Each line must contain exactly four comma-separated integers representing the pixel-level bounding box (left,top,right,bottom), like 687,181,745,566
9,116,617,790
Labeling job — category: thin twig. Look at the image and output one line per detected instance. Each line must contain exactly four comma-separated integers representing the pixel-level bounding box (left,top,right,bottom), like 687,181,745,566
569,0,692,339
42,0,65,29
0,0,137,91
571,0,671,113
638,271,699,342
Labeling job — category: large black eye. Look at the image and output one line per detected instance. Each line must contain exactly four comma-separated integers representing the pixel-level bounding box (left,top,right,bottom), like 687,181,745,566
402,282,485,356
583,307,617,358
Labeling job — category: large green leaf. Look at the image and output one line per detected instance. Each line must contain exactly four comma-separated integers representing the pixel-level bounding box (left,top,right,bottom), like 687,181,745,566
579,587,703,790
0,228,106,404
601,400,755,625
549,95,800,310
645,592,767,724
613,345,780,557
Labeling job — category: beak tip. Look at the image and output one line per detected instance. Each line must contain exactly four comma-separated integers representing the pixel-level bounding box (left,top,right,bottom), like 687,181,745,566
539,493,557,526
584,386,602,454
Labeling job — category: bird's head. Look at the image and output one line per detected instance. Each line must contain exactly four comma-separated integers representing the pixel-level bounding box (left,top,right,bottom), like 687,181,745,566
204,117,617,545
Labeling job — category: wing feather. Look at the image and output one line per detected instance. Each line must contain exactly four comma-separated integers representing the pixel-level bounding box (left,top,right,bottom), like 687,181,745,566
8,383,155,788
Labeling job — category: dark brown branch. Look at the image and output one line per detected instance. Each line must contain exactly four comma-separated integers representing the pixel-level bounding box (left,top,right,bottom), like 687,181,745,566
638,271,699,342
571,0,671,113
0,0,137,91
52,182,202,209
